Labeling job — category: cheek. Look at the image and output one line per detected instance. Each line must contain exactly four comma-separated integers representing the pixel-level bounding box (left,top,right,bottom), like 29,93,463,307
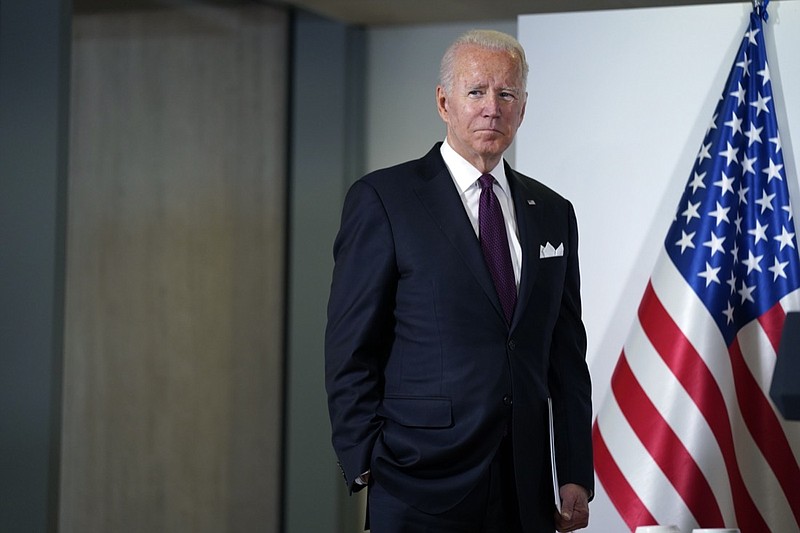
449,111,470,130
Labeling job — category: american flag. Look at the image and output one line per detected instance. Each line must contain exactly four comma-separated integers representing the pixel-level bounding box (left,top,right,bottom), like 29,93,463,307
592,2,800,531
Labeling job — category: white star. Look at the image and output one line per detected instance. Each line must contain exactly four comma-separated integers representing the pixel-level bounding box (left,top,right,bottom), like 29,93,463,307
755,189,776,214
729,85,746,107
726,271,737,294
737,184,750,204
681,200,702,224
745,27,761,45
689,171,706,194
736,53,752,75
757,62,771,86
782,205,794,221
698,142,712,163
769,257,789,281
742,250,764,274
719,142,739,167
741,156,757,176
707,112,719,133
748,219,769,244
738,281,756,303
731,241,740,263
704,232,726,256
744,124,763,146
675,230,696,253
698,262,722,287
734,214,744,234
714,171,736,196
770,135,782,153
724,112,743,134
708,202,731,227
723,300,735,324
774,226,796,250
762,158,784,182
750,91,772,116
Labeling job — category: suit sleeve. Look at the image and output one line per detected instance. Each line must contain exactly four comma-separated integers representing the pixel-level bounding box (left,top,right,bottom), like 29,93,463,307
325,180,397,492
548,200,595,498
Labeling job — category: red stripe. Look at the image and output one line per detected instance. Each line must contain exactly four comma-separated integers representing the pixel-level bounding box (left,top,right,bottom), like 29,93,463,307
729,336,800,526
757,301,786,354
639,282,770,531
612,353,724,526
593,419,658,530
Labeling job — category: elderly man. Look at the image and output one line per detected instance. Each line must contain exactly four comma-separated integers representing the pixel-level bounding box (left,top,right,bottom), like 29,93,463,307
325,29,593,533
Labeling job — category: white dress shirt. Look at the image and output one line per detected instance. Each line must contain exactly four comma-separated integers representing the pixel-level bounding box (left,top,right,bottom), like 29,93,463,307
440,139,522,288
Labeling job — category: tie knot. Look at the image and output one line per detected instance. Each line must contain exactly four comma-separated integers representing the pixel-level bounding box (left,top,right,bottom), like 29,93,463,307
479,174,495,189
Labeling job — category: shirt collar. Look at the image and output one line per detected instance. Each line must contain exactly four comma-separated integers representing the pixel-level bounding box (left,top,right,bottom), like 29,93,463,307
440,138,510,197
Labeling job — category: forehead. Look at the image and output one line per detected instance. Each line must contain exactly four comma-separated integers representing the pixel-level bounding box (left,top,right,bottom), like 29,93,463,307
451,45,523,86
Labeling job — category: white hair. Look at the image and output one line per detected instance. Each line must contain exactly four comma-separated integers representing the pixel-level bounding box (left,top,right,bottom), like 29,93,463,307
439,29,529,94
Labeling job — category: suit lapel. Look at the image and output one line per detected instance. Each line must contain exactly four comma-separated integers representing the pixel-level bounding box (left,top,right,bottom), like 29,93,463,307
413,147,505,321
507,167,542,331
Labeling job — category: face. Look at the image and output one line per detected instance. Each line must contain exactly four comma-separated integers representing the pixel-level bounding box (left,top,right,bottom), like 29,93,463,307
437,45,527,173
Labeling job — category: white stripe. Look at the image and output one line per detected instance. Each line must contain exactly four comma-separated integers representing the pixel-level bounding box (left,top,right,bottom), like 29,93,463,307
779,287,800,312
738,318,776,399
595,388,697,530
624,314,735,523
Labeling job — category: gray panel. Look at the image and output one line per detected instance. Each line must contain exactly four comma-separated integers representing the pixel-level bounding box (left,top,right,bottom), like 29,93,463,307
285,11,366,533
0,1,70,531
61,5,287,532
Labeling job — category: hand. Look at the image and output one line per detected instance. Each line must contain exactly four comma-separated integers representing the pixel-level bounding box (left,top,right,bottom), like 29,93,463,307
554,483,590,532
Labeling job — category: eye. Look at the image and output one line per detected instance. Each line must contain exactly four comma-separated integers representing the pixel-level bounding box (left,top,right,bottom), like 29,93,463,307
467,89,484,97
499,91,517,101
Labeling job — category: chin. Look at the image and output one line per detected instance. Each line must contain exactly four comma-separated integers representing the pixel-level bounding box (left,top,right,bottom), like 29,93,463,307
473,143,507,158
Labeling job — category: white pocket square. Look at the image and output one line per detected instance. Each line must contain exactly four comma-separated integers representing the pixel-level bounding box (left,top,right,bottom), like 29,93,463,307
539,242,564,259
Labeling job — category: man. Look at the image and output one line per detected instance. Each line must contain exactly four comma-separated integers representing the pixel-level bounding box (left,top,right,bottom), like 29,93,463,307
325,29,593,532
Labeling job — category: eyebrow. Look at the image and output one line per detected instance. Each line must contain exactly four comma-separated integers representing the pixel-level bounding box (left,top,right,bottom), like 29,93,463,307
466,84,521,93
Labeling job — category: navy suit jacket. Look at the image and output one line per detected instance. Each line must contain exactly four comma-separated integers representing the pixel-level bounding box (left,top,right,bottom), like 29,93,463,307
325,144,593,531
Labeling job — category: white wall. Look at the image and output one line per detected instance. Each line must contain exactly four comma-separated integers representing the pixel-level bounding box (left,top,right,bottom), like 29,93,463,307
517,2,800,531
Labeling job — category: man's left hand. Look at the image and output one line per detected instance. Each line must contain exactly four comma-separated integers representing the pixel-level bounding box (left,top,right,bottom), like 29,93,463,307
554,483,589,532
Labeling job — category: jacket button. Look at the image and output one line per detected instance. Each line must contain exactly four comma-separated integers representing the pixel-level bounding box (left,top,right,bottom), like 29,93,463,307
508,339,516,350
503,395,513,406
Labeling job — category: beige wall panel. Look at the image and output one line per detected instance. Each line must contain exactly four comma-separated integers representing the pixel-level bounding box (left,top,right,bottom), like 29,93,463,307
61,6,287,532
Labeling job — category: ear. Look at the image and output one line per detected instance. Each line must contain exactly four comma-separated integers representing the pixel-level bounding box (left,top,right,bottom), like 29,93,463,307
436,85,448,123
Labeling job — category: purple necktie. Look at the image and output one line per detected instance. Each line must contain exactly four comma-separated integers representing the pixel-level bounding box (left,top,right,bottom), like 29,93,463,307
478,174,517,324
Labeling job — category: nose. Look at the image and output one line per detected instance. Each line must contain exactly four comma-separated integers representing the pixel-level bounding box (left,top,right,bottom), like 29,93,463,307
482,93,501,117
